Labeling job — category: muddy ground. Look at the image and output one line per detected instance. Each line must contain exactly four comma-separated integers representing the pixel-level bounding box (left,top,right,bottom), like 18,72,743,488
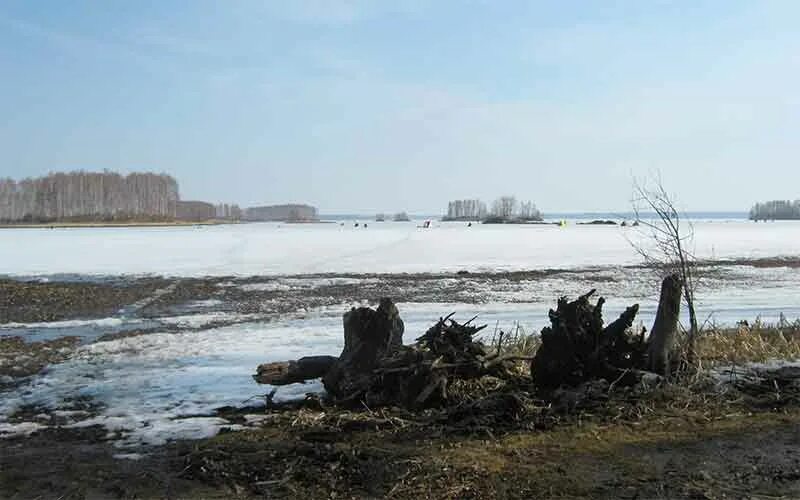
4,256,798,324
2,258,800,499
2,386,800,499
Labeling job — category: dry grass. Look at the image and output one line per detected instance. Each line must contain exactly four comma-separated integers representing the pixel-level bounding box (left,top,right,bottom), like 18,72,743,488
486,322,541,358
691,316,800,366
485,315,800,370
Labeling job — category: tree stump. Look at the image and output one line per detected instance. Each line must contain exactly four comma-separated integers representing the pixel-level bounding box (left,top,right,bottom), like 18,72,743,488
322,297,405,402
647,274,683,375
531,290,646,390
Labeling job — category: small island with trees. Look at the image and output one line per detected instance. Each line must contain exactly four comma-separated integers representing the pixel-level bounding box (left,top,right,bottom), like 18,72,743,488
443,196,543,223
749,200,800,221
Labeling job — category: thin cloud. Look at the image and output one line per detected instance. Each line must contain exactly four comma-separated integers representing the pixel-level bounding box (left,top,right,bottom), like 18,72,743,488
0,14,167,73
258,0,431,24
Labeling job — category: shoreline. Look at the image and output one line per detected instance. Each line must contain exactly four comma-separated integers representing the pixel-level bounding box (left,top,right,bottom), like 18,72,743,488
1,255,798,282
0,219,352,229
0,220,238,229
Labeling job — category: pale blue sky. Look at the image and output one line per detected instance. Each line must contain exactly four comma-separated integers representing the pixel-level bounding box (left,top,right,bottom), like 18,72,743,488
1,1,798,213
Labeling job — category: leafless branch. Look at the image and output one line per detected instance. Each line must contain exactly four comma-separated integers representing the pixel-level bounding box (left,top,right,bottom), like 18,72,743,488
629,174,700,360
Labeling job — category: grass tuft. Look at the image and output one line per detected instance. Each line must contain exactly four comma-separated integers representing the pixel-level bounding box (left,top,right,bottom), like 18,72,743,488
485,322,541,358
691,316,800,366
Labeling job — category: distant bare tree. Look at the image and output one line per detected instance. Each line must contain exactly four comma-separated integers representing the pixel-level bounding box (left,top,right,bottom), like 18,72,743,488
517,200,542,221
445,199,487,220
630,175,700,364
492,196,518,219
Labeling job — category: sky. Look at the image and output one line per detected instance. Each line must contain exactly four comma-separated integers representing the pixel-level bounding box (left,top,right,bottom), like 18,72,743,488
0,1,798,214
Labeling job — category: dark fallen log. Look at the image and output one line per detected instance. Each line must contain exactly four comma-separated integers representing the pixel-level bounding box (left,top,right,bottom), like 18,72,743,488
254,355,338,385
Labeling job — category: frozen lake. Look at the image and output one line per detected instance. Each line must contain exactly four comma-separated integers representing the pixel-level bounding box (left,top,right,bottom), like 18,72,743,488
1,219,799,446
1,220,799,277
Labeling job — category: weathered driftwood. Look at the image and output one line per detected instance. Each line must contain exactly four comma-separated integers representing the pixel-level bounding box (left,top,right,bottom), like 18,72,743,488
254,298,521,409
254,356,338,386
647,274,683,375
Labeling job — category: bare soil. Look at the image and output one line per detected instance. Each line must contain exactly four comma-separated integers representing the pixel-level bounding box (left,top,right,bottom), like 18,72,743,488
2,394,800,499
0,278,167,323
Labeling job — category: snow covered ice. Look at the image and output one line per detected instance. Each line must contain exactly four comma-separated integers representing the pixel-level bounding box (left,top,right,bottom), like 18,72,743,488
1,220,798,277
1,219,800,446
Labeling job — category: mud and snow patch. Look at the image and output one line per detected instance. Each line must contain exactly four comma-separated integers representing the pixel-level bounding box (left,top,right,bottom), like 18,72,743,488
185,299,224,309
1,317,128,330
0,317,154,344
239,277,379,293
156,312,262,329
243,414,281,426
0,421,46,437
113,452,145,460
2,267,800,448
0,318,334,446
117,283,177,315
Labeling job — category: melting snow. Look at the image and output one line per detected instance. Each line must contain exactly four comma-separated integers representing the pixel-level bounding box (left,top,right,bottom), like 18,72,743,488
0,220,799,446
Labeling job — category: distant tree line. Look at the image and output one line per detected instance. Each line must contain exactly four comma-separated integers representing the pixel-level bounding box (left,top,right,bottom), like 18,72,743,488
749,200,800,221
393,212,410,222
444,199,487,221
0,171,180,222
244,204,318,222
375,212,412,222
444,196,542,223
215,203,242,220
176,201,216,221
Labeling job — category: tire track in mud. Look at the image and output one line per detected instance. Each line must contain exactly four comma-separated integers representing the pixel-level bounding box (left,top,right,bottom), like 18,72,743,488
117,282,179,317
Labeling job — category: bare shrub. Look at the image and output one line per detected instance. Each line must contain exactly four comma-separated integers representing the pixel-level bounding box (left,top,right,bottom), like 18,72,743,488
629,174,700,365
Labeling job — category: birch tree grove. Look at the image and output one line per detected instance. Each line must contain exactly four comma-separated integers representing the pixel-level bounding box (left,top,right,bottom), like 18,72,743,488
446,199,487,220
749,200,800,221
0,171,180,222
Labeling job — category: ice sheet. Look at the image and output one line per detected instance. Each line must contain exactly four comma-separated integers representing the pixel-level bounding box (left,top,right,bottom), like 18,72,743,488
1,221,798,277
